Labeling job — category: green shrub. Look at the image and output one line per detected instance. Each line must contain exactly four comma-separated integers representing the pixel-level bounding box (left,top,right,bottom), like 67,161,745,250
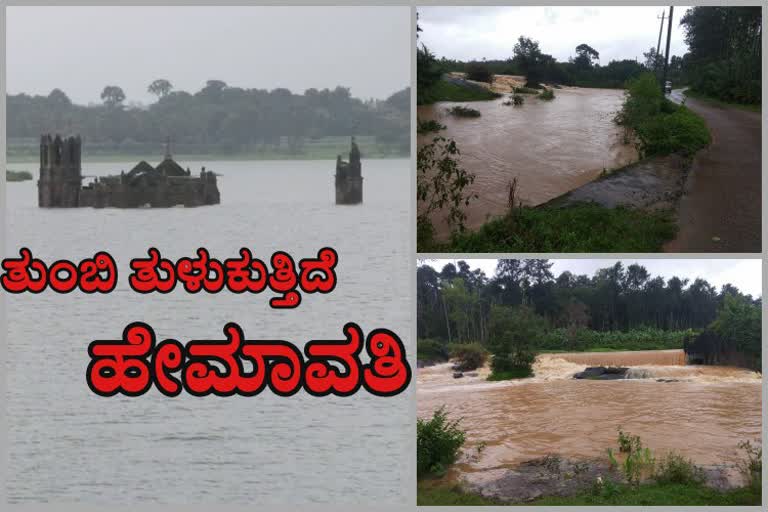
619,72,710,157
418,338,449,362
539,327,692,352
6,170,33,182
486,366,533,380
614,429,655,487
654,453,705,485
465,63,493,84
502,94,524,106
447,105,481,118
417,406,466,478
738,440,762,490
514,86,541,94
540,88,555,100
447,342,489,371
417,119,446,134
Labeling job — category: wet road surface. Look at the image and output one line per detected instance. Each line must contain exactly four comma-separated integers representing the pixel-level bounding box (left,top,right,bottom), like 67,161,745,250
665,90,761,252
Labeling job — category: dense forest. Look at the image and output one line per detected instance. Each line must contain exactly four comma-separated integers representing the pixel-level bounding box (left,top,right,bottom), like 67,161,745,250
679,6,762,104
7,81,410,158
418,6,760,105
418,260,761,373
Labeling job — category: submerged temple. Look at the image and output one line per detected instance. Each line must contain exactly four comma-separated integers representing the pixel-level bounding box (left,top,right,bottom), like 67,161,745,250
38,135,220,208
335,137,363,205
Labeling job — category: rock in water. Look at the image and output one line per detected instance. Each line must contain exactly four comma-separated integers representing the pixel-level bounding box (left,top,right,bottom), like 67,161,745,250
573,366,629,380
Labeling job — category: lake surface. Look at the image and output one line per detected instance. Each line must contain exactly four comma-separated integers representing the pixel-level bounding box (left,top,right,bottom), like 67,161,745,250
418,350,762,491
418,88,638,237
6,159,412,504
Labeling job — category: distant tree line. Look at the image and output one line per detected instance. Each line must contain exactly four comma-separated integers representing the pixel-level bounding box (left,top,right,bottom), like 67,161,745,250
418,259,760,343
418,7,761,104
7,81,410,156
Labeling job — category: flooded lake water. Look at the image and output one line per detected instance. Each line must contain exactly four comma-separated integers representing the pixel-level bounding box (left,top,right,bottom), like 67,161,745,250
418,350,761,489
418,87,638,237
5,158,411,504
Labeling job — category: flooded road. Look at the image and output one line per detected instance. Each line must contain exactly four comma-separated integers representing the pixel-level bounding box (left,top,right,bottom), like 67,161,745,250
418,350,761,489
418,87,638,237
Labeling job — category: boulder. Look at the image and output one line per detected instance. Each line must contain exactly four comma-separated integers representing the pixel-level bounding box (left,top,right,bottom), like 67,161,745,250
573,366,629,380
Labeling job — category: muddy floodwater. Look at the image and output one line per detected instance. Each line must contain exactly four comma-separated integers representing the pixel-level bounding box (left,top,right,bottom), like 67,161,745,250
418,350,761,490
418,88,638,237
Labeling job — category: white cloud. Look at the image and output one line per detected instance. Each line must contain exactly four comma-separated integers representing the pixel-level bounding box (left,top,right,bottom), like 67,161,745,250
418,6,692,64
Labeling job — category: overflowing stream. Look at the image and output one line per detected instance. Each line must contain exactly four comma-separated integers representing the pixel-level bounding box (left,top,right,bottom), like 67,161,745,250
418,350,762,490
417,87,638,238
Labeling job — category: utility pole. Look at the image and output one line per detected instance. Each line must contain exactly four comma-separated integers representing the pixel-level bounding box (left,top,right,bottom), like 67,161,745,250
655,10,666,71
661,6,674,94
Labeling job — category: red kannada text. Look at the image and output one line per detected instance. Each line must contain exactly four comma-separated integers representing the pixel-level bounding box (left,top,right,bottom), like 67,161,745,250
86,322,411,397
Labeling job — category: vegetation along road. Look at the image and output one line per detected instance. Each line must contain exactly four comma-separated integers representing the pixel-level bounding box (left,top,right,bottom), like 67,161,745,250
666,90,761,252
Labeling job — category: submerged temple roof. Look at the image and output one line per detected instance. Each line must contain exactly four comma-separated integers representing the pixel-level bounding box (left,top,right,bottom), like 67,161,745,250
127,160,156,177
155,157,188,177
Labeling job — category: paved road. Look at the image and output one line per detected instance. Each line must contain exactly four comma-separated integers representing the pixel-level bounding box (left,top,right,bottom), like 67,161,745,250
664,90,762,252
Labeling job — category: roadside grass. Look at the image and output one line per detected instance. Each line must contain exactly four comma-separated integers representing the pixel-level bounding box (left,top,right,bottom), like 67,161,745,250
684,89,761,113
420,202,676,253
420,79,502,104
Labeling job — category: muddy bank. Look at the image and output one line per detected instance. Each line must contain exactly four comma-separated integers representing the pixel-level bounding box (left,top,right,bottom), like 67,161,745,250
464,455,743,503
544,153,690,210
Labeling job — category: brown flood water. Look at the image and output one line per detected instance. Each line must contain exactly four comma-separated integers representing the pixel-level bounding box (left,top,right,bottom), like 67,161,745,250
418,88,638,238
418,350,761,488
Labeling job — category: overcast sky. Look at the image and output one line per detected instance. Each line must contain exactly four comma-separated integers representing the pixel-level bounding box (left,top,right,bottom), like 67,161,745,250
7,6,410,105
418,6,691,64
422,259,762,298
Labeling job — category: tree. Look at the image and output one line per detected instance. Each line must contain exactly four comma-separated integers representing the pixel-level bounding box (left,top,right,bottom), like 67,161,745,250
147,79,173,99
679,6,761,104
711,294,761,369
643,47,664,70
465,62,493,83
512,36,545,87
574,43,600,70
488,304,547,376
100,85,125,108
47,89,71,108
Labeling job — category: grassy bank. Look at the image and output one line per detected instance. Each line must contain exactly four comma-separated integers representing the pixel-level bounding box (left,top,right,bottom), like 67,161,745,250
684,88,762,113
418,480,760,506
421,203,676,253
418,481,500,506
419,79,501,104
530,482,760,506
6,170,33,182
619,74,710,157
